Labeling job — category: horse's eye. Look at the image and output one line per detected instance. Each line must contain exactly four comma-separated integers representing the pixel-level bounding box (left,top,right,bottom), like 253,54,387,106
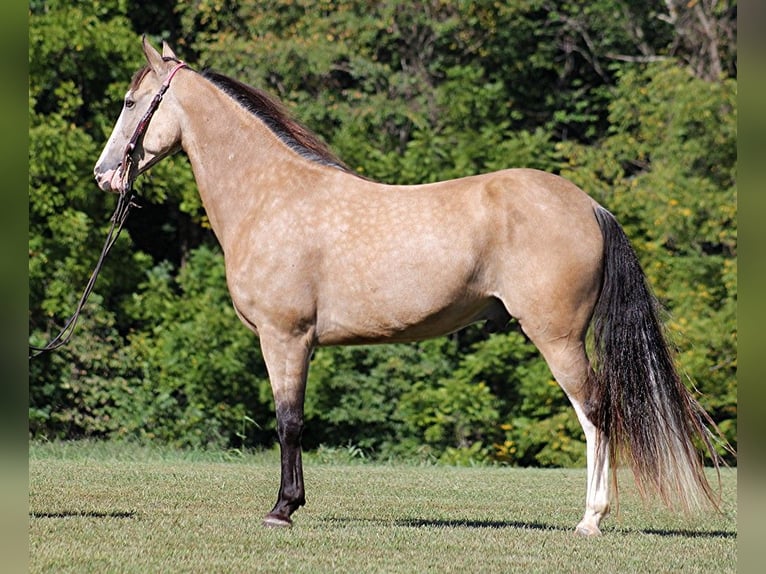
125,98,135,109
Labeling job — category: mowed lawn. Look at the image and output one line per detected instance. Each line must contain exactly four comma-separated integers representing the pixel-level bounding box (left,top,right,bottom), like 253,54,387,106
29,441,736,573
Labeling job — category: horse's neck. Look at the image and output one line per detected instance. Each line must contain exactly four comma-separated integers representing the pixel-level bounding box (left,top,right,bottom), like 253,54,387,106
177,78,333,250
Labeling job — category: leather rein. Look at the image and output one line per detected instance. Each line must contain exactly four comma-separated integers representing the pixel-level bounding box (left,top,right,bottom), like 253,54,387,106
29,61,187,359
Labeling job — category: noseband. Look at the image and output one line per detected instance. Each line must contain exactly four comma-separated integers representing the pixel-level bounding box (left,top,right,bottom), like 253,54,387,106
120,60,187,193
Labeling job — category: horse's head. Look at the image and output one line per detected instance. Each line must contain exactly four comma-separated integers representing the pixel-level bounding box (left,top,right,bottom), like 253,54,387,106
94,38,186,193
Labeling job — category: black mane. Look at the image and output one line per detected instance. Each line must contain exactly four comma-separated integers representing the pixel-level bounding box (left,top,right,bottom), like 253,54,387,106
201,69,351,172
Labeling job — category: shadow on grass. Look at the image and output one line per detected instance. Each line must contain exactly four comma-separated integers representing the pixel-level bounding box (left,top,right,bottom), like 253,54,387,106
398,518,560,531
322,516,564,531
402,519,737,539
29,510,137,519
630,527,736,539
322,517,736,539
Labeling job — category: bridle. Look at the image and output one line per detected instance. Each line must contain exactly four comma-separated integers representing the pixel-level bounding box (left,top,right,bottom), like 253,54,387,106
119,60,187,193
29,60,187,359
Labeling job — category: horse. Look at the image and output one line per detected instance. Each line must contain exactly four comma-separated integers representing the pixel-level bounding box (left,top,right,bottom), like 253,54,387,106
94,38,724,536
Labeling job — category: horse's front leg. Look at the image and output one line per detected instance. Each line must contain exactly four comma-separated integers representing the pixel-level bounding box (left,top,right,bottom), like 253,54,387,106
259,331,313,527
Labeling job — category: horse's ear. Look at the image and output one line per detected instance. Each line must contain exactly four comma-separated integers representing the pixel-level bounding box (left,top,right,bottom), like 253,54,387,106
161,42,177,60
142,36,165,75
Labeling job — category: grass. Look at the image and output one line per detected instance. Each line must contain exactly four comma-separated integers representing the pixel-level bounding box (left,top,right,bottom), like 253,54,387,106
29,441,736,573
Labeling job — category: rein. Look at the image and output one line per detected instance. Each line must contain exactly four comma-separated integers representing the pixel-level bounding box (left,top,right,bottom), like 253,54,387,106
29,60,187,359
29,190,137,358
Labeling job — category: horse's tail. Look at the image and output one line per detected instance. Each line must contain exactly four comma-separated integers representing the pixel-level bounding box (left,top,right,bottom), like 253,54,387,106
589,205,724,511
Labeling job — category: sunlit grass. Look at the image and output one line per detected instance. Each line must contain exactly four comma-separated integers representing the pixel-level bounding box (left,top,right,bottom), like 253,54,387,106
29,441,736,573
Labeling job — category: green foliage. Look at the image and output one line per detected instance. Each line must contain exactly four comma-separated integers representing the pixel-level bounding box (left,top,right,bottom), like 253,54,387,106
495,412,587,468
28,298,138,439
122,246,273,448
559,61,737,454
29,1,736,465
305,338,460,454
395,375,499,463
28,1,165,444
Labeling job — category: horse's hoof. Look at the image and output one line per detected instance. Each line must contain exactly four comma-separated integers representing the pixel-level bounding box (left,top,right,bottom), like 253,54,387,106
574,523,602,537
263,514,293,528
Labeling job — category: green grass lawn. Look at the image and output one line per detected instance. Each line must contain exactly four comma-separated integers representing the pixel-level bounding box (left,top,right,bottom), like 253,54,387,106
29,441,736,573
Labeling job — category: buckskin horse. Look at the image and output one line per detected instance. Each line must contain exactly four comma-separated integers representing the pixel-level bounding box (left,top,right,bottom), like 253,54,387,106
94,39,724,535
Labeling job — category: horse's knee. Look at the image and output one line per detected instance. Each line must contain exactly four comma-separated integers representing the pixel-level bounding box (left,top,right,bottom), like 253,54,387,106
276,404,304,445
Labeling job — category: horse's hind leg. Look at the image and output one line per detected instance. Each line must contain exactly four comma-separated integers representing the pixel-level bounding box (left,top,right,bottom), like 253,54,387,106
520,321,610,536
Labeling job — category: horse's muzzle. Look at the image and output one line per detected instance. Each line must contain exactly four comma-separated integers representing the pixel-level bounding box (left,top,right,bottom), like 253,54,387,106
94,165,124,193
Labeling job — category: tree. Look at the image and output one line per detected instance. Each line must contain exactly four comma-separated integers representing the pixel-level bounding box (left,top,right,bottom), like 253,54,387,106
29,0,152,438
559,61,737,456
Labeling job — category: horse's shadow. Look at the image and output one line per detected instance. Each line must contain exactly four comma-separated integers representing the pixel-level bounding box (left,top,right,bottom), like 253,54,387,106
29,511,736,539
323,516,736,539
397,518,559,531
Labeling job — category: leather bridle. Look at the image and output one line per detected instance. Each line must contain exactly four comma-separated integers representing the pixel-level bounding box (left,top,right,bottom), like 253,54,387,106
120,60,187,193
29,60,188,358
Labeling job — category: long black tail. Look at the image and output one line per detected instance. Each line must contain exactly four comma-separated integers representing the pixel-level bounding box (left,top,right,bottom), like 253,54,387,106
589,205,726,511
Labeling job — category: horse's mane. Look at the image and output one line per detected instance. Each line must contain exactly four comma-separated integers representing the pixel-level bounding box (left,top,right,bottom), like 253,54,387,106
130,66,152,91
201,69,352,172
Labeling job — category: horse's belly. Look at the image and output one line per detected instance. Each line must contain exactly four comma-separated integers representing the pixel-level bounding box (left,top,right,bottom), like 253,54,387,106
315,287,500,346
312,219,500,345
